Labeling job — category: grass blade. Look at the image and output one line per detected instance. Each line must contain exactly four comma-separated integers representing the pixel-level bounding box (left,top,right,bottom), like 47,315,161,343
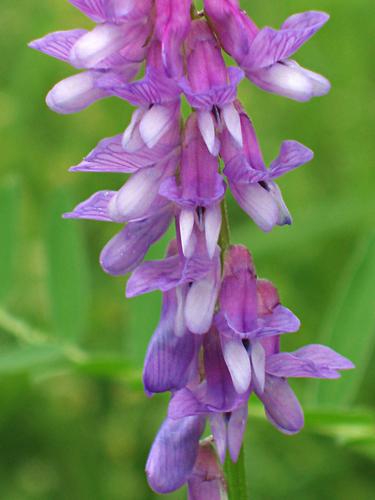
45,189,90,341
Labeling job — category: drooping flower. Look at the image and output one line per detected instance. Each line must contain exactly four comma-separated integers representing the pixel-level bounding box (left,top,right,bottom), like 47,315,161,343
180,18,244,155
205,2,331,101
160,112,226,259
221,102,314,231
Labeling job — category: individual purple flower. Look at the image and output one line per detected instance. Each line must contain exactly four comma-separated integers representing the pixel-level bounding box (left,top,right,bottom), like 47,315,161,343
143,241,202,394
205,2,330,101
217,245,300,340
187,439,228,500
160,113,226,259
257,335,354,434
127,234,221,335
221,101,314,231
64,191,174,276
180,19,244,155
29,15,152,113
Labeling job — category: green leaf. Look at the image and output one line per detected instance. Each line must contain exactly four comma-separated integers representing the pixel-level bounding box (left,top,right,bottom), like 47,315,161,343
0,345,64,376
0,177,20,302
45,189,90,341
312,231,375,407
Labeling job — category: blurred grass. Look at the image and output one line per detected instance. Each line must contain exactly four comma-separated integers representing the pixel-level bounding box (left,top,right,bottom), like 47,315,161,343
0,0,374,498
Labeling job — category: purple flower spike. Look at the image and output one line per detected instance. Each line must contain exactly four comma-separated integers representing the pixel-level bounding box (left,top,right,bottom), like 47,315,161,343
146,415,205,494
187,439,228,499
33,1,354,494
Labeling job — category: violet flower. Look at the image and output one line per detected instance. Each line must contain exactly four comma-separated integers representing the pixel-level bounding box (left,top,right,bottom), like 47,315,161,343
220,102,314,231
205,1,331,101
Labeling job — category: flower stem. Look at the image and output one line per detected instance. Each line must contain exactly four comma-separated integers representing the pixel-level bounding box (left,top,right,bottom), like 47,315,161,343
219,198,231,266
224,446,249,500
218,199,249,499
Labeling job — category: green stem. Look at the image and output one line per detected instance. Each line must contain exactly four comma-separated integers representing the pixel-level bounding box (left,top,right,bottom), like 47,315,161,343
224,446,249,500
218,199,249,499
219,198,231,265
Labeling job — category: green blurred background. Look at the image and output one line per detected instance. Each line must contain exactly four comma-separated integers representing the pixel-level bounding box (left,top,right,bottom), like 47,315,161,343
0,0,374,498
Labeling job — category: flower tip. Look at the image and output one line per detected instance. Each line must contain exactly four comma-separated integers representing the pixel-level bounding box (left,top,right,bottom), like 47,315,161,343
62,212,74,219
28,39,39,50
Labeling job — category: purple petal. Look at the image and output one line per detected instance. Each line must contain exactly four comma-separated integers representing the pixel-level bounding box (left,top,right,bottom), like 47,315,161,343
70,135,135,173
197,111,219,156
221,335,251,394
70,134,178,174
46,72,108,114
155,0,192,78
101,66,180,106
69,0,153,23
222,102,243,148
258,375,304,434
266,352,340,379
143,289,200,394
185,254,221,334
247,60,331,102
29,30,87,63
227,405,248,462
126,255,182,296
146,415,205,494
294,344,355,371
100,207,173,275
63,190,115,221
269,140,314,179
220,245,258,334
245,11,329,70
267,344,355,379
204,330,249,412
169,386,209,419
181,67,244,110
107,158,176,222
254,305,301,339
250,341,265,393
68,0,107,22
204,204,222,259
229,181,281,232
209,414,227,464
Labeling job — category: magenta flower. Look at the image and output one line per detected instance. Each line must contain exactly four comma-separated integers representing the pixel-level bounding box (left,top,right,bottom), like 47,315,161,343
32,1,354,497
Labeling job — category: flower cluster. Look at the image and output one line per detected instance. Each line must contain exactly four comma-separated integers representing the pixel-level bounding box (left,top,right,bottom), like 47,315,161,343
31,0,353,496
